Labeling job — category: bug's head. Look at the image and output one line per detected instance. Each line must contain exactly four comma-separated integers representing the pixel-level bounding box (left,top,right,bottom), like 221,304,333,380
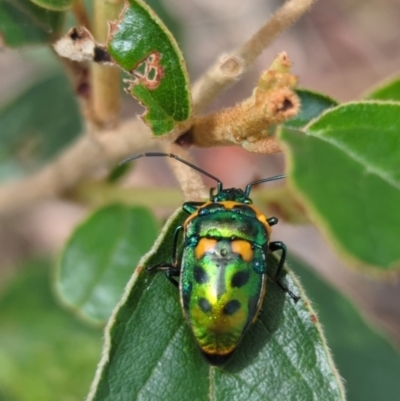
210,187,252,204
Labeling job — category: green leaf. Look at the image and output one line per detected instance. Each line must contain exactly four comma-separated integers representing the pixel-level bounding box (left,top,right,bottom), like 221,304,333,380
0,260,101,401
144,0,182,44
58,204,159,323
0,73,81,181
87,209,345,401
279,102,400,270
30,0,72,11
290,257,400,401
0,0,64,47
108,0,191,135
285,89,338,128
365,76,400,101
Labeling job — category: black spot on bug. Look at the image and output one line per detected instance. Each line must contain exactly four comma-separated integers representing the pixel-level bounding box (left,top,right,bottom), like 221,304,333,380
194,266,209,284
198,298,212,313
223,300,241,315
231,270,250,288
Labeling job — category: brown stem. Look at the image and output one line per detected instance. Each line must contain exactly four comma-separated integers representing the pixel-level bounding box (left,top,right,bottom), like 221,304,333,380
54,51,98,123
91,0,124,128
191,0,318,113
71,0,92,29
188,52,300,152
0,119,153,217
163,143,209,201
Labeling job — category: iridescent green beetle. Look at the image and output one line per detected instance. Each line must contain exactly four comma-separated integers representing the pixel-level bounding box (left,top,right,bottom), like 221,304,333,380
121,152,299,365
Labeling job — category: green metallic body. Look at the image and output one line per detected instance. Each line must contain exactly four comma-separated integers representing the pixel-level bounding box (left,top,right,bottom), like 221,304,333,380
180,201,271,364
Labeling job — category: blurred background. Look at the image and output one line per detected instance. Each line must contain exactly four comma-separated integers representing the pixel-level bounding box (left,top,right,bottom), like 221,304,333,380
0,0,400,399
1,0,399,338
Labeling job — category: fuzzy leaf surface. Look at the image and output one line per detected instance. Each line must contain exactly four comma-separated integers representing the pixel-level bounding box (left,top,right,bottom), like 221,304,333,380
108,0,191,135
365,76,400,101
58,204,159,323
0,0,64,47
290,257,400,401
280,102,400,270
87,209,345,401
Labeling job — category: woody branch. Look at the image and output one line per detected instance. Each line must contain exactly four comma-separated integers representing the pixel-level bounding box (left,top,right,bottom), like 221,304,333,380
0,0,317,217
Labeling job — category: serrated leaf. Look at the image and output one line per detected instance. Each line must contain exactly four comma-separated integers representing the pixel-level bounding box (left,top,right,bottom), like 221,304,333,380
108,0,191,135
30,0,72,11
279,102,400,270
58,204,159,323
0,0,64,47
87,209,345,401
365,76,400,101
0,260,101,401
0,73,81,181
285,89,338,128
290,257,400,401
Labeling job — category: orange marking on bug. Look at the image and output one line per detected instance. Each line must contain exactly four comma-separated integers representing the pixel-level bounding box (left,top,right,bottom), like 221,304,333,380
231,240,253,262
220,201,241,209
195,238,218,259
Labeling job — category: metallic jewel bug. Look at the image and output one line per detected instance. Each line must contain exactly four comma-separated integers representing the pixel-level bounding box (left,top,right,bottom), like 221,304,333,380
121,152,299,365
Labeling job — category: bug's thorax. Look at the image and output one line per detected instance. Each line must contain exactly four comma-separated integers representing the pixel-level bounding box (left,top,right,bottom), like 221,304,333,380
183,187,273,239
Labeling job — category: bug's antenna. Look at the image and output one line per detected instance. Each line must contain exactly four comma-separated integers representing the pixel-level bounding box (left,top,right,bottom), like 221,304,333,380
244,174,286,197
120,152,223,192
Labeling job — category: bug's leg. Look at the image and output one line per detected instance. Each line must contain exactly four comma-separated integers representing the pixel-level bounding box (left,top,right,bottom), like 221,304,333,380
146,225,183,288
165,266,180,287
267,216,278,226
182,201,206,215
170,225,183,265
147,263,180,287
269,241,300,303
